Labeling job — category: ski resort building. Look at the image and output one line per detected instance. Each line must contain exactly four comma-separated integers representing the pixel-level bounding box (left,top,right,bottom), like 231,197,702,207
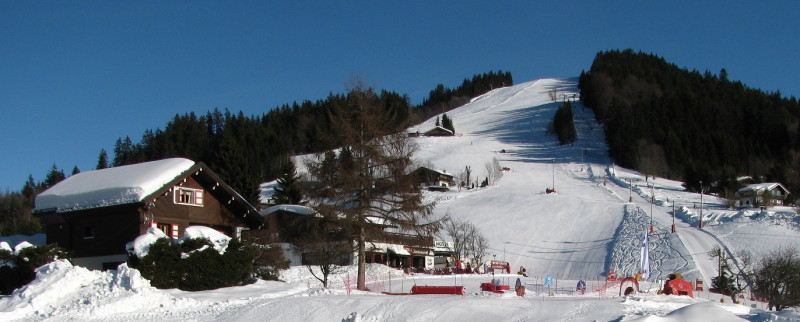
250,204,436,270
735,182,791,208
34,158,262,270
410,167,456,189
423,126,454,137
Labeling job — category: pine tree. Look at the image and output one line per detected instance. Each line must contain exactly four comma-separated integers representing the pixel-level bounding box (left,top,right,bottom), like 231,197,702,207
71,166,80,176
113,137,134,167
441,113,455,134
553,101,577,145
96,149,109,170
43,164,65,189
21,175,36,198
273,156,304,205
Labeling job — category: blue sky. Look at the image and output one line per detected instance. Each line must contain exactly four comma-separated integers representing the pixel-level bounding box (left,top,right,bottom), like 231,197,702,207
1,1,798,190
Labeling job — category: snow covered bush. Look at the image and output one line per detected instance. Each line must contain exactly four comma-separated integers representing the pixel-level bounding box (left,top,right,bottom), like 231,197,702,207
0,243,69,295
251,244,289,281
126,227,257,291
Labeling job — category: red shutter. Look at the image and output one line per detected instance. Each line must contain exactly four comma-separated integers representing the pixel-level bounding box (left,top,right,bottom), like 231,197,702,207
171,224,179,238
195,190,203,206
151,221,158,228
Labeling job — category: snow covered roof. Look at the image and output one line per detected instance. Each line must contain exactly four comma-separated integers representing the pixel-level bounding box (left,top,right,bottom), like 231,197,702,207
365,242,412,255
424,126,454,135
258,180,279,205
259,204,316,217
414,167,453,178
737,182,790,195
35,158,196,213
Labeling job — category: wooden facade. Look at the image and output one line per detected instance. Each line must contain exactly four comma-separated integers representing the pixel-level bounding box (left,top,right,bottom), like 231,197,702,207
735,183,791,208
410,167,456,189
250,205,435,269
35,160,262,270
423,126,454,137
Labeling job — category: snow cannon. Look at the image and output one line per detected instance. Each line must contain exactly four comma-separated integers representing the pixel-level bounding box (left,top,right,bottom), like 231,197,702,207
660,273,694,298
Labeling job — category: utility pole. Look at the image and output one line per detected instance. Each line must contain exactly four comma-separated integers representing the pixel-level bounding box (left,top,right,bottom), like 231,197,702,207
552,159,555,192
671,202,676,233
699,181,704,229
649,184,654,233
628,179,633,203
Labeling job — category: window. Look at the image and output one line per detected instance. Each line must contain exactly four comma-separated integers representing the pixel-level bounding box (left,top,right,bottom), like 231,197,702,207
154,222,180,238
174,187,203,206
156,222,171,236
84,226,95,239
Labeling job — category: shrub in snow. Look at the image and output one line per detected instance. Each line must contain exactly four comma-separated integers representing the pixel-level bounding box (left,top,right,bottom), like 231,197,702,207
126,227,256,291
251,244,289,281
0,244,69,295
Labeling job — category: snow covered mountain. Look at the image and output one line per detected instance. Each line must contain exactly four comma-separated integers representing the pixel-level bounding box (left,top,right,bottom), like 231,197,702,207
412,77,799,283
2,78,799,321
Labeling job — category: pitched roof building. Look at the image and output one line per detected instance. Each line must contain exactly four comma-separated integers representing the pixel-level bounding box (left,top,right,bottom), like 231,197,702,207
34,158,261,270
735,182,791,208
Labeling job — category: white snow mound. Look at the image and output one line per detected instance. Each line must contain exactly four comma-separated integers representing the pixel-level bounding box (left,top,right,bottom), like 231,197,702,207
181,226,231,254
126,227,169,259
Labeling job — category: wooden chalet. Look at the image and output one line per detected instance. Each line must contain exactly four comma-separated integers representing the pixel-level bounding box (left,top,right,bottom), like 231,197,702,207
410,167,456,189
423,126,454,137
34,158,262,270
249,204,435,270
735,182,791,208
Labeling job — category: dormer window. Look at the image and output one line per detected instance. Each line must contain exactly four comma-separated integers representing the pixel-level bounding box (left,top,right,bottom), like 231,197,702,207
174,187,203,207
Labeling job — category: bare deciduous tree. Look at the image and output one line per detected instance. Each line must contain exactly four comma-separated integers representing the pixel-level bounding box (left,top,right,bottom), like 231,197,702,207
548,88,559,103
485,157,503,185
754,245,800,311
442,217,489,267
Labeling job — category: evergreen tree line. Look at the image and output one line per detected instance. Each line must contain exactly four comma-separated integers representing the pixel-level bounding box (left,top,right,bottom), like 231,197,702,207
552,101,577,145
579,49,800,198
417,70,513,121
0,164,74,236
109,90,411,204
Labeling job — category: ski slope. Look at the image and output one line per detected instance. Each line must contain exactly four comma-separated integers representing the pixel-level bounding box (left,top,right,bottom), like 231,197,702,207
412,78,798,284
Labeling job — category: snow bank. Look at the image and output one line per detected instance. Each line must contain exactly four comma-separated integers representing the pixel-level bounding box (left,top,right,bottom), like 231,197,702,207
628,301,747,321
0,259,186,321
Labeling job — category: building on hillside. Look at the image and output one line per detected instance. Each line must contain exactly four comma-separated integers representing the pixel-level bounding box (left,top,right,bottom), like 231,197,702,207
735,182,791,208
257,175,316,209
246,204,435,270
258,180,280,208
34,158,262,270
423,126,454,137
410,167,456,190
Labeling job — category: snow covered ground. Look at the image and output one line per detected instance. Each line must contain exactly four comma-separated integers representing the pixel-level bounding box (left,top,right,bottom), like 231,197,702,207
3,78,799,321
